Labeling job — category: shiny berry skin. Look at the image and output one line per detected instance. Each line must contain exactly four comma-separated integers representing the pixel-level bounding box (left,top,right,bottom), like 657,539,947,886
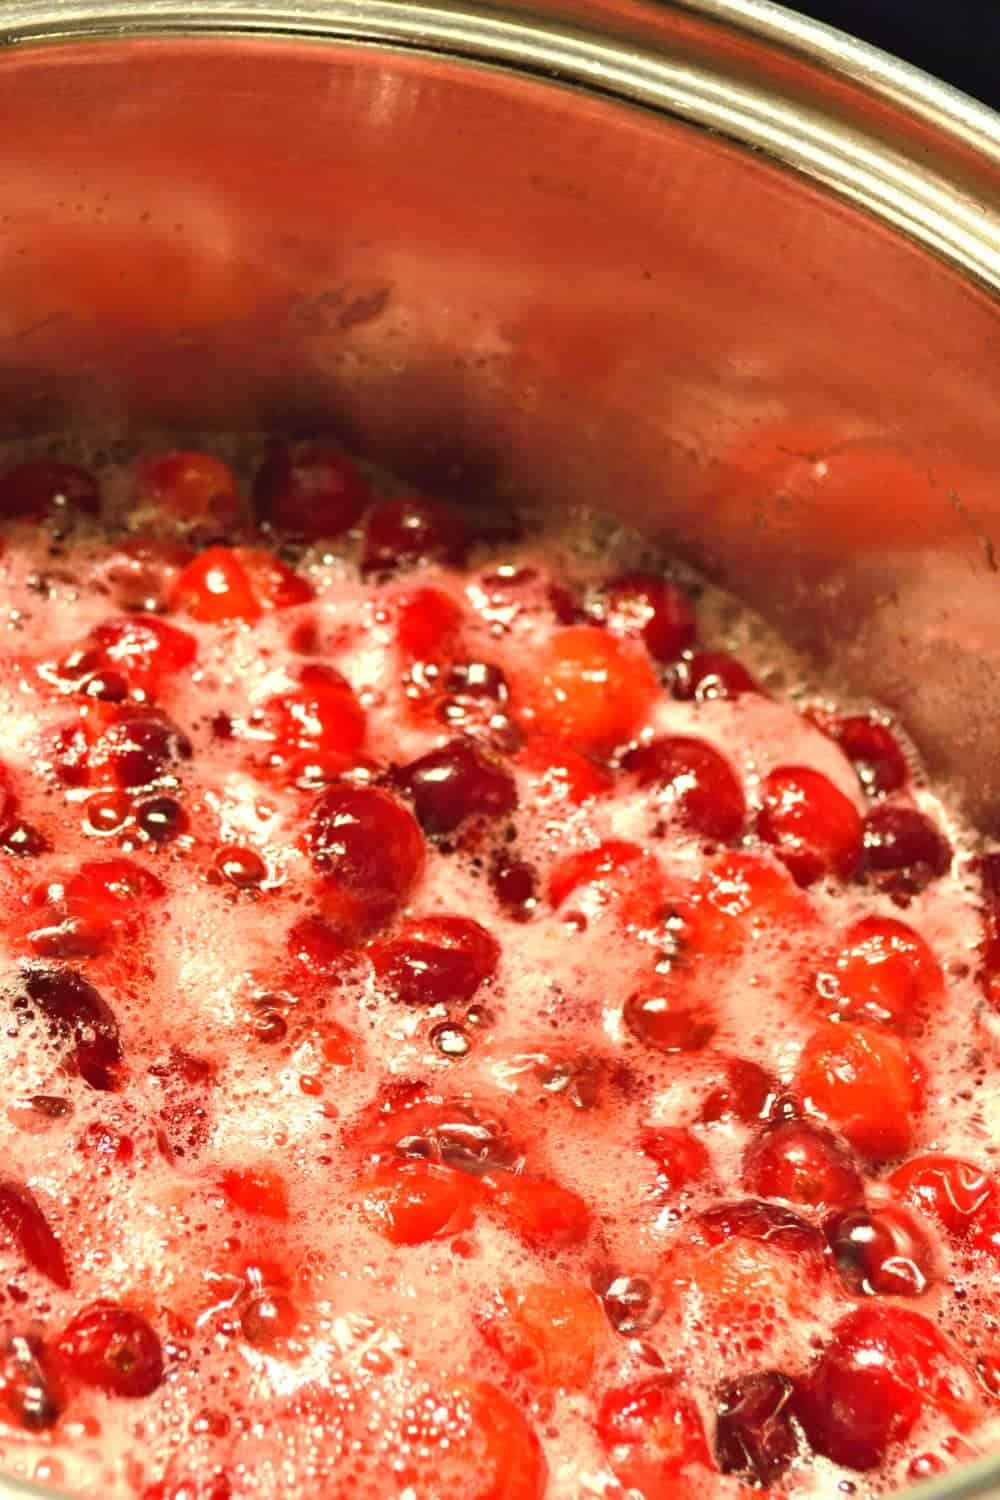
889,1154,997,1239
714,1371,799,1486
698,1057,777,1125
0,1178,70,1288
356,1160,482,1244
600,572,696,664
136,796,188,843
671,651,758,702
370,915,500,1006
0,460,100,521
363,496,468,575
513,625,657,754
490,855,539,922
624,982,717,1054
134,450,241,527
814,915,944,1033
744,1121,863,1211
691,1198,829,1266
827,714,908,796
640,1126,711,1193
862,804,952,890
624,735,745,842
395,738,516,835
214,845,267,890
1,1335,62,1430
484,1174,591,1249
220,1167,289,1220
86,615,197,700
515,737,612,804
480,1283,606,1391
19,967,121,1091
236,548,314,610
826,1204,936,1297
547,839,665,928
757,766,863,885
308,785,425,935
252,439,370,538
597,1376,711,1498
797,1022,922,1160
55,1302,163,1398
96,712,192,789
172,547,262,624
792,1305,979,1470
250,664,366,777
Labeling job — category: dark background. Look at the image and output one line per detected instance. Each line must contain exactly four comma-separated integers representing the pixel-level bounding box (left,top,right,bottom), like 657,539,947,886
792,1,999,108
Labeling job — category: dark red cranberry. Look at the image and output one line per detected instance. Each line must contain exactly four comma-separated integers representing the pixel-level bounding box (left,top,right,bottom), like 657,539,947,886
137,796,188,843
252,439,369,538
600,573,696,663
692,1199,828,1265
489,854,539,922
394,738,517,836
0,460,100,521
214,845,267,890
833,716,908,797
592,1270,661,1335
2,1335,62,1430
714,1371,799,1486
19,967,122,1091
0,1177,70,1287
862,804,952,891
671,651,758,702
240,1290,297,1348
757,766,863,885
698,1058,777,1125
383,1098,521,1178
56,1302,163,1398
826,1204,936,1297
624,983,716,1054
0,822,50,858
99,713,192,789
597,1376,711,1491
743,1121,863,1211
308,785,425,935
640,1125,711,1193
370,915,500,1006
362,496,468,575
624,735,745,842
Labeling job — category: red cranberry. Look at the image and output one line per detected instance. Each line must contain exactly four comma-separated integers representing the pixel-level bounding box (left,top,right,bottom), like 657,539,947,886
826,1204,935,1297
56,1302,163,1398
714,1371,799,1486
97,712,192,789
671,651,758,702
691,1199,829,1267
743,1121,863,1211
286,914,347,972
87,616,197,701
362,496,468,575
832,716,908,796
597,1377,710,1493
599,573,696,663
134,449,240,527
249,664,365,778
252,439,369,538
214,845,267,891
19,967,122,1091
370,915,500,1007
136,796,188,843
2,1335,62,1430
240,1290,297,1348
698,1058,777,1125
792,1305,977,1470
394,738,517,835
623,736,745,842
0,1178,70,1288
592,1270,661,1336
395,586,464,663
640,1125,711,1192
889,1154,996,1239
757,766,863,885
815,915,944,1033
308,785,425,935
624,982,716,1054
862,804,952,891
0,460,100,521
489,854,539,922
1,822,49,858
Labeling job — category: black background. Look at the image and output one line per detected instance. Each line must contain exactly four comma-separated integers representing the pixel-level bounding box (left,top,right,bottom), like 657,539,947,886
791,1,999,109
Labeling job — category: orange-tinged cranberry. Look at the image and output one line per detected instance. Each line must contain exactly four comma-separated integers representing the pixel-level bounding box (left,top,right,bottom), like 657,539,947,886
797,1022,923,1159
480,1282,606,1390
484,1174,591,1249
172,547,261,624
512,624,657,754
355,1159,481,1245
134,450,241,527
598,1376,711,1499
220,1167,289,1221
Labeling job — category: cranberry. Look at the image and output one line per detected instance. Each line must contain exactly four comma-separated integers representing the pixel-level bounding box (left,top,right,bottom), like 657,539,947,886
0,822,49,858
671,651,758,702
356,1159,482,1244
363,496,468,575
592,1271,661,1336
831,715,908,796
1,1335,61,1430
370,915,500,1006
714,1371,799,1486
286,914,347,972
56,1302,163,1398
597,1377,711,1494
599,573,696,663
214,845,267,890
238,548,314,610
744,1121,863,1211
862,804,952,891
698,1057,777,1125
792,1304,978,1470
137,796,188,843
87,616,197,701
241,1289,297,1348
490,854,539,922
513,625,657,754
623,736,745,842
516,737,612,804
0,459,100,521
0,1178,70,1288
394,738,517,836
548,840,666,928
252,439,370,538
395,586,464,663
691,1199,829,1266
826,1204,936,1297
640,1126,711,1192
19,967,122,1091
757,766,863,885
484,1174,592,1249
221,1167,289,1220
97,712,191,789
249,664,365,776
374,1094,521,1179
797,1022,922,1160
889,1154,996,1239
309,785,425,935
134,450,241,527
624,981,717,1054
814,915,944,1032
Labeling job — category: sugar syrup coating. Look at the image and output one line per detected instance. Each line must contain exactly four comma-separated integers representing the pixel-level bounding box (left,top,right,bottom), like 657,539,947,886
0,437,995,1500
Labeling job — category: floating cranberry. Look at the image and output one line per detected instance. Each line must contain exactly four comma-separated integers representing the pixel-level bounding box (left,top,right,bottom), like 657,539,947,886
792,1305,978,1470
237,548,314,611
56,1302,163,1398
356,1159,482,1245
309,785,425,935
625,735,745,842
516,737,612,804
862,804,952,891
484,1174,592,1249
1,822,49,858
490,854,539,922
814,915,944,1032
240,1290,297,1348
548,840,665,929
0,459,100,521
714,1371,799,1486
513,625,658,754
757,766,863,885
137,796,188,843
831,715,908,797
19,967,122,1091
394,738,517,836
672,651,758,702
395,586,464,664
172,547,261,625
134,449,241,528
253,439,370,538
798,1022,922,1160
597,1377,711,1495
698,1057,777,1125
214,845,267,891
0,1178,70,1288
370,915,500,1006
87,616,197,701
600,573,696,664
220,1167,289,1220
691,1199,828,1266
1,1335,62,1430
826,1204,935,1297
889,1154,996,1239
97,712,192,789
592,1271,661,1336
363,495,468,575
286,914,347,972
250,664,365,776
624,982,717,1054
640,1126,711,1192
744,1121,863,1211
376,1094,521,1179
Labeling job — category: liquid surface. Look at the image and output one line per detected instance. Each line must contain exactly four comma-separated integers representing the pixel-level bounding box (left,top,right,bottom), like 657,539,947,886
0,440,995,1500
